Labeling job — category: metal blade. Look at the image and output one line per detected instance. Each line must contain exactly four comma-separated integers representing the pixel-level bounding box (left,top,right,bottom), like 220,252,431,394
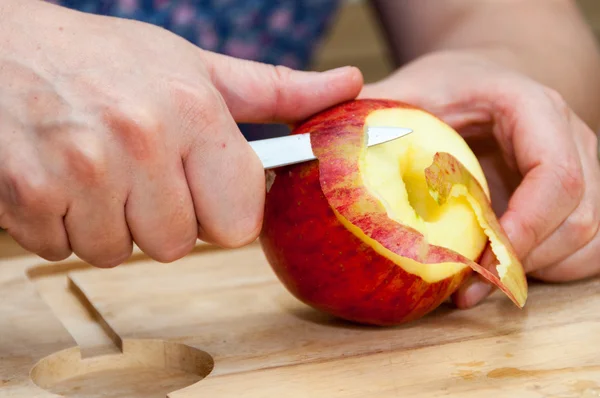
250,126,412,169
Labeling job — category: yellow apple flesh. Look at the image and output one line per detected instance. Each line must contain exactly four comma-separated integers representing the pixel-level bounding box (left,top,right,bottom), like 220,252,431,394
360,107,490,282
260,99,527,326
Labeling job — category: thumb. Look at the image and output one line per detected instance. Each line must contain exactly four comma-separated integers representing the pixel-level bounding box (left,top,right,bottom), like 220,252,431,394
199,51,364,123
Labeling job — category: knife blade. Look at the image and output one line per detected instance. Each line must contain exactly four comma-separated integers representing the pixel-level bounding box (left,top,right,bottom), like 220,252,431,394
249,126,413,169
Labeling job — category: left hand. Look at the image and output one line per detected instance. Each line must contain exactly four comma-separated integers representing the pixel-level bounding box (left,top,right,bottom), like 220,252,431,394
360,50,600,308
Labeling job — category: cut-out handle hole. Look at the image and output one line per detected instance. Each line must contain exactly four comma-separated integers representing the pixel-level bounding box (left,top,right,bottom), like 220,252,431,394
30,339,214,398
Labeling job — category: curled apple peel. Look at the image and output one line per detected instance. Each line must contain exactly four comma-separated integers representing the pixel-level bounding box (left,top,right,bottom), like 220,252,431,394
310,102,527,308
425,152,527,307
260,99,527,326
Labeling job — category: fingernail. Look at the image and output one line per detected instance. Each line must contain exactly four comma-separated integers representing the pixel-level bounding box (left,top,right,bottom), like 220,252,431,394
323,66,354,75
322,66,362,82
294,66,359,85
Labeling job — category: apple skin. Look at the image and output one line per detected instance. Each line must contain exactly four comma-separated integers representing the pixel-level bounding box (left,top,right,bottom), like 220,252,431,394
259,99,477,326
260,158,472,326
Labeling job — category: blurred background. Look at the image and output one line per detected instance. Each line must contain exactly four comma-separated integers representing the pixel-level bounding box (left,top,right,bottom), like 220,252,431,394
310,0,600,83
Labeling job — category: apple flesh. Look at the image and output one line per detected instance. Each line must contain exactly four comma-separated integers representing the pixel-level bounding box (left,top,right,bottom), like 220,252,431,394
259,99,527,326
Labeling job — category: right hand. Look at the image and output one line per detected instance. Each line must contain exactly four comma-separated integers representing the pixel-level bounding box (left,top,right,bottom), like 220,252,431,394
0,1,363,267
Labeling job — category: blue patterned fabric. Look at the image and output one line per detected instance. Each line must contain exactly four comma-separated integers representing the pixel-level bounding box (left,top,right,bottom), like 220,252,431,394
45,0,341,70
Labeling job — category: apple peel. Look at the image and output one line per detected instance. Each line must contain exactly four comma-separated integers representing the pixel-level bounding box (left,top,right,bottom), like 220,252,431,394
311,125,468,265
424,152,528,307
310,104,527,309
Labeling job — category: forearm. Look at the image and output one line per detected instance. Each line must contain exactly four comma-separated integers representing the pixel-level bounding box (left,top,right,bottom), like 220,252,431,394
372,0,600,130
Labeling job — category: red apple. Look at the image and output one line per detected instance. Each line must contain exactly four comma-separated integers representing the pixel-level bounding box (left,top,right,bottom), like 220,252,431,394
259,99,527,326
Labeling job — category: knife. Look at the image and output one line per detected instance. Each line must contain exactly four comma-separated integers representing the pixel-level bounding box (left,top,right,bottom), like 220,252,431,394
249,126,413,169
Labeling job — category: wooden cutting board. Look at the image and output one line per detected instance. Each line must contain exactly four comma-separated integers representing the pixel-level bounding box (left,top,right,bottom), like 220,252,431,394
1,232,600,398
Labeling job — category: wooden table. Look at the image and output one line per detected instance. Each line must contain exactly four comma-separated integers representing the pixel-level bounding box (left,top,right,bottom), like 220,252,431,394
1,231,600,398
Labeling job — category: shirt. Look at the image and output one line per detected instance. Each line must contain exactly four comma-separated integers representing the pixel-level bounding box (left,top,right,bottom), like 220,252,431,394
45,0,340,70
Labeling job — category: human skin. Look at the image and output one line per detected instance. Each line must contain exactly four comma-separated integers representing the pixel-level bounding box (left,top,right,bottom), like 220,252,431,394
0,0,363,267
366,0,600,307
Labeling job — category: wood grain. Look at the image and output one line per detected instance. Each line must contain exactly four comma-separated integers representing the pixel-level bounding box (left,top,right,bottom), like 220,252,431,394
0,253,77,397
66,241,600,377
1,231,600,397
191,322,600,398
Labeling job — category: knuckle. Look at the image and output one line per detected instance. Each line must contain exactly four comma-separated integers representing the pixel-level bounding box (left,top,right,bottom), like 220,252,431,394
103,105,163,162
172,81,225,123
269,65,293,116
272,64,293,83
2,167,54,212
61,132,109,186
197,84,226,111
555,159,584,200
513,213,540,250
170,81,229,147
543,87,570,116
567,200,600,245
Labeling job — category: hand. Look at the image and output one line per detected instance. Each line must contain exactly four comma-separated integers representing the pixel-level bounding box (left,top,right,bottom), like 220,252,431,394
360,50,600,308
0,1,363,267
